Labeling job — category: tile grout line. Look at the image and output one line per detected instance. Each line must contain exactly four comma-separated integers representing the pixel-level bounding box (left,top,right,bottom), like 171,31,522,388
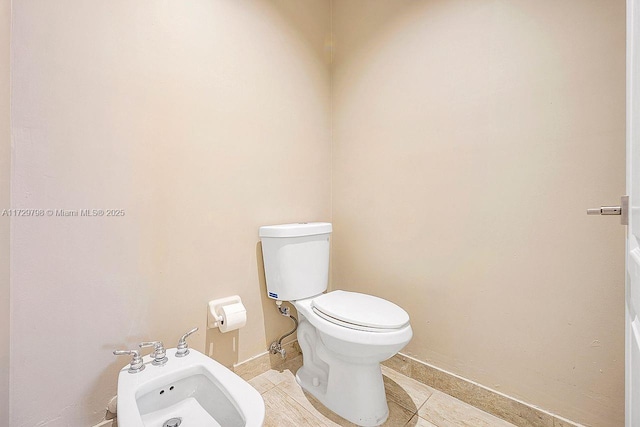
277,382,336,427
272,382,333,427
409,384,434,423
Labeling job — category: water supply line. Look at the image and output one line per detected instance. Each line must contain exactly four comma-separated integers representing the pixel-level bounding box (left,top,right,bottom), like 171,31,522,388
269,301,298,359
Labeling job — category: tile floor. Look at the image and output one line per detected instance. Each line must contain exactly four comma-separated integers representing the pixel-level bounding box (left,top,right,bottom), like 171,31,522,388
249,355,517,427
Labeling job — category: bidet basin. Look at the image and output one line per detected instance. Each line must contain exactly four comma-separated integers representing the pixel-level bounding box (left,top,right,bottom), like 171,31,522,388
116,348,264,427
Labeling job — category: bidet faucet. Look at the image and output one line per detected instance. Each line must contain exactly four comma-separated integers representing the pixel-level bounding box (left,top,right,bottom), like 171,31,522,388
175,327,198,358
139,341,168,366
113,349,145,374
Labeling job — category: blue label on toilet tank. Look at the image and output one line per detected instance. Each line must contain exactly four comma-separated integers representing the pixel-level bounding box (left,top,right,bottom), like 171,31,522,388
269,292,278,298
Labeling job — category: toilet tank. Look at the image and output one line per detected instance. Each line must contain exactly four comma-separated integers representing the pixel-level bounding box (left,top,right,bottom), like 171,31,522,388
259,222,332,301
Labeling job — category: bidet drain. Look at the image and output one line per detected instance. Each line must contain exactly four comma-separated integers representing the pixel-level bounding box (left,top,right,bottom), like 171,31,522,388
163,417,182,427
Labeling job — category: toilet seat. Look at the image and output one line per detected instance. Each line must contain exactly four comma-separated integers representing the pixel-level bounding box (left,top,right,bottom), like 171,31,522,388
294,291,412,347
311,290,409,332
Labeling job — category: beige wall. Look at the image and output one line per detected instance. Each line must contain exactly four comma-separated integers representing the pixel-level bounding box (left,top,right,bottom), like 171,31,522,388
8,0,627,425
0,0,9,424
9,0,330,425
331,1,625,426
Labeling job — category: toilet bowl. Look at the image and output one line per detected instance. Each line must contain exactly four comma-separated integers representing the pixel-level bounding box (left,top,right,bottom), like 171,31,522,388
259,222,413,426
293,291,412,426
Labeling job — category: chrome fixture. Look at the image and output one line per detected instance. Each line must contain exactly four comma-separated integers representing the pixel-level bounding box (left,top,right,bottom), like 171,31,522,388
163,418,182,427
113,349,145,374
175,327,198,358
269,301,298,359
587,195,629,225
139,341,168,366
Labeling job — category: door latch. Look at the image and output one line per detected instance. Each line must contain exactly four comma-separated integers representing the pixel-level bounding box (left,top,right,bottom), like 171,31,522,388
587,195,629,225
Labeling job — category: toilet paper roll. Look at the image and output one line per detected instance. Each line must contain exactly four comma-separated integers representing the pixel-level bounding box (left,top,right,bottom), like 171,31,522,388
218,302,247,333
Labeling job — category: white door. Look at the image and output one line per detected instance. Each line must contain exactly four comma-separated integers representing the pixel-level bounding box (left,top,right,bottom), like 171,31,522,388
627,1,640,425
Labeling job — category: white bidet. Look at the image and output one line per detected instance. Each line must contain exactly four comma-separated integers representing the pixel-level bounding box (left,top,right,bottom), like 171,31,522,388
115,348,264,427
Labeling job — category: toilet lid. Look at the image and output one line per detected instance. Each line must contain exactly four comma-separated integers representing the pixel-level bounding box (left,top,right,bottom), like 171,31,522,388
311,290,409,330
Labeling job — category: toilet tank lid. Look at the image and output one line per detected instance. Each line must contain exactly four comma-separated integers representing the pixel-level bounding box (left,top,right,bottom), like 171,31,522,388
259,222,332,238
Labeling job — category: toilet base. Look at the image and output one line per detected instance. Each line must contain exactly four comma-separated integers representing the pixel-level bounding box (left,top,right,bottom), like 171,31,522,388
296,360,389,426
295,320,389,426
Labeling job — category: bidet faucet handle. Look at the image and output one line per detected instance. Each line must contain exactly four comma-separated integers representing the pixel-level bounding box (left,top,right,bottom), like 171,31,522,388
139,341,168,366
175,327,198,358
179,327,198,342
113,349,145,374
139,340,165,354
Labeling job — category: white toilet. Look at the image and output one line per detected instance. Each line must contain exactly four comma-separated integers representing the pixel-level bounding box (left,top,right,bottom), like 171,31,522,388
259,222,412,427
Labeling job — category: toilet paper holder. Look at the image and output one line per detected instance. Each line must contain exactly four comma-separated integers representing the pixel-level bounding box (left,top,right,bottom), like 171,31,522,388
208,295,247,332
